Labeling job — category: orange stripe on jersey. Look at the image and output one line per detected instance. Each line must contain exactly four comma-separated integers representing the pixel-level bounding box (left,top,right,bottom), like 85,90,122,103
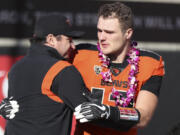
41,61,71,103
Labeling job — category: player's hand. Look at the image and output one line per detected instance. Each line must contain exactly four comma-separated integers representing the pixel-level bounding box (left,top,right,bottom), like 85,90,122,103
0,97,19,120
74,102,110,123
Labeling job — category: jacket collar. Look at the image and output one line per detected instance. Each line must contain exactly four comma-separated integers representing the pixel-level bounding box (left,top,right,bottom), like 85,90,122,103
27,43,66,60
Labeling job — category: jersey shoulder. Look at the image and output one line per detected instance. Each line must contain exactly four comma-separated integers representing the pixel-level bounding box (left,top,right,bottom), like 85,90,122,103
76,43,98,51
139,49,162,61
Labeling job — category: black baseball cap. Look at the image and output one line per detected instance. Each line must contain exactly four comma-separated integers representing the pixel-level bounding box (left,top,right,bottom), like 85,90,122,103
33,14,84,38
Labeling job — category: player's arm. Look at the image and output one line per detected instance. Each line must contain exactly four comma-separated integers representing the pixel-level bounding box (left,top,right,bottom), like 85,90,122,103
135,90,158,128
74,77,159,131
74,90,157,131
74,92,140,131
136,55,165,128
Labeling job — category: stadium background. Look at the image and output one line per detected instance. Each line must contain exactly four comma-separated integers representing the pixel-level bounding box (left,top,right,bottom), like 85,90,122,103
0,0,180,134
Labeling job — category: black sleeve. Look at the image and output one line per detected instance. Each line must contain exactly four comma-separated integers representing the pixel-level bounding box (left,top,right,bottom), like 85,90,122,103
51,65,89,110
88,120,136,131
141,75,163,97
88,106,140,131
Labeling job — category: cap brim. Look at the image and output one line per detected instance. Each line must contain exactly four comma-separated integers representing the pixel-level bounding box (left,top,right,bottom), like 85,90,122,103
65,31,85,38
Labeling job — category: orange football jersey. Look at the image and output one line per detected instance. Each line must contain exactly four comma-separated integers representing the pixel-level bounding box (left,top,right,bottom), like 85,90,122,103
73,44,165,135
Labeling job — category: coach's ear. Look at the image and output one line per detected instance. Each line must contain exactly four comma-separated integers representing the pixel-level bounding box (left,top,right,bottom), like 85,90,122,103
45,34,56,48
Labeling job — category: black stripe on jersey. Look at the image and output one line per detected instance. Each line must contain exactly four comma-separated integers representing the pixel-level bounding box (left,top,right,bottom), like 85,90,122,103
141,75,162,97
76,43,98,51
140,49,161,61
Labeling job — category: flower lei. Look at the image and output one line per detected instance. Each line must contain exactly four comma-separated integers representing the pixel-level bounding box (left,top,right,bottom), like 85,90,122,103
97,41,140,107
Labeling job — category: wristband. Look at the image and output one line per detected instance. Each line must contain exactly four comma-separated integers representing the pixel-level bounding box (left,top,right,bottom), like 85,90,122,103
109,106,140,123
118,107,140,122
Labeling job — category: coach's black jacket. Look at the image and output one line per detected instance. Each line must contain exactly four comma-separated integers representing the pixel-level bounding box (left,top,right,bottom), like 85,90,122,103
5,43,88,135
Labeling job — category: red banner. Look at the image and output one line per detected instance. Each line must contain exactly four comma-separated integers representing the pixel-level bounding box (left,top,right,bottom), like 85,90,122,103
0,55,23,135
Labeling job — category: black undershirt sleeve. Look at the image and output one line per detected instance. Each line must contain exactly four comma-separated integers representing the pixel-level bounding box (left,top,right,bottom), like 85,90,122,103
51,65,89,110
85,106,140,131
141,75,163,97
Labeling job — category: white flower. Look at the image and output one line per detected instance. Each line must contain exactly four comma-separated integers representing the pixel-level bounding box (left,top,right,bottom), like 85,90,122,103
130,77,136,84
131,64,136,70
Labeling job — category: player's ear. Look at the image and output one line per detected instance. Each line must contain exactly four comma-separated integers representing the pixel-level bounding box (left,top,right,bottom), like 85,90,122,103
125,28,133,40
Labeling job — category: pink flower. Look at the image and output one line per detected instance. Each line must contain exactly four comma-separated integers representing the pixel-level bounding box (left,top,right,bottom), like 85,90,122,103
101,70,112,82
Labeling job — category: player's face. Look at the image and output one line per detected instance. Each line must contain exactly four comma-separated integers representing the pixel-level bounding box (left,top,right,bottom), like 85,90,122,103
97,16,132,58
55,35,75,59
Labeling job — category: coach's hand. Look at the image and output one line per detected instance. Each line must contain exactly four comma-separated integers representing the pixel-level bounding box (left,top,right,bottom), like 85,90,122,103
0,97,19,120
74,102,110,123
